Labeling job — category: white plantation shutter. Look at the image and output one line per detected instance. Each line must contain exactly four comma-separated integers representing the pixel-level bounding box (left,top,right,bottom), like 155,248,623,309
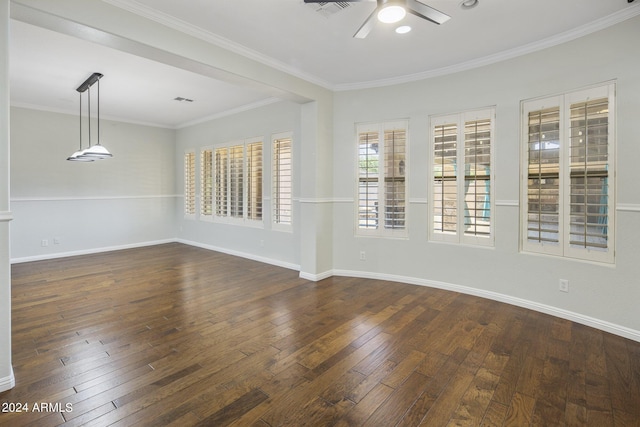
431,109,494,246
526,106,561,247
356,121,407,236
246,141,263,221
521,83,615,263
200,147,213,218
568,97,609,251
273,134,292,227
384,128,406,230
213,139,264,225
464,118,492,238
229,144,244,219
433,122,458,235
215,147,228,217
184,150,196,217
358,130,379,230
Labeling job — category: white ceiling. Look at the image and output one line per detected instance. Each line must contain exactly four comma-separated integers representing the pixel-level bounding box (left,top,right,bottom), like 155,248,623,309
9,0,640,128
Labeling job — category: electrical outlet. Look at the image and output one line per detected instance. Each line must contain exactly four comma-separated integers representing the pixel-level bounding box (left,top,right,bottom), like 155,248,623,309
559,279,569,293
53,237,60,245
41,239,48,247
359,251,366,261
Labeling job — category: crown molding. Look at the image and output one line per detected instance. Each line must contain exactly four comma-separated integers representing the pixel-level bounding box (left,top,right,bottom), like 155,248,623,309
103,0,640,92
11,195,178,202
175,98,281,129
10,101,172,129
333,6,640,91
12,98,282,130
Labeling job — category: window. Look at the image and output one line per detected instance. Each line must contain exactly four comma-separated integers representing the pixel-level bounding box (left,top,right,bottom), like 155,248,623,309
213,138,263,225
521,83,615,263
200,147,213,219
430,108,495,246
273,132,292,229
357,121,407,236
184,149,196,218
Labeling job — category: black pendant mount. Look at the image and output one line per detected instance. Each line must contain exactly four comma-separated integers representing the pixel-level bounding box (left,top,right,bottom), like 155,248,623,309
76,72,103,93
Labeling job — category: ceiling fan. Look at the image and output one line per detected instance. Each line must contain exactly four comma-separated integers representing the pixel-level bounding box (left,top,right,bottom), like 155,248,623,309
304,0,451,38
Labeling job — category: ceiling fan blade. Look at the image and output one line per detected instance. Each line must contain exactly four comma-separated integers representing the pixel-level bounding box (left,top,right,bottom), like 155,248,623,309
353,8,378,39
406,0,450,25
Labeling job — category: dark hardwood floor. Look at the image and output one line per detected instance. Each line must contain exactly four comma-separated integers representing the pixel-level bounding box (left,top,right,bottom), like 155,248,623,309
1,243,639,426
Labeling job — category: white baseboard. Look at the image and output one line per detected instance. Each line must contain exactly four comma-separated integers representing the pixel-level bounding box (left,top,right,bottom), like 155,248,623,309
176,239,300,272
0,369,15,392
330,269,640,343
299,270,333,282
10,239,177,264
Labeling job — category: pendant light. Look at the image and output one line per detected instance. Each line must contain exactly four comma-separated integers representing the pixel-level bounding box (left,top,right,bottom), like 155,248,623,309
67,72,113,161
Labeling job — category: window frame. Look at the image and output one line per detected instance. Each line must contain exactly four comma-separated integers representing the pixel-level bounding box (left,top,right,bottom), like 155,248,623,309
355,120,409,238
520,82,615,264
429,108,496,247
272,131,293,232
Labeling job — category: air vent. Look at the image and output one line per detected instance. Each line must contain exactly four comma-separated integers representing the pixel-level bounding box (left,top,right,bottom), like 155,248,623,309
306,1,351,18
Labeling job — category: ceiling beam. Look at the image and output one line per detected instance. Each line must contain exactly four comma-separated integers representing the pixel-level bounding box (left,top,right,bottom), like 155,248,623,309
10,0,332,106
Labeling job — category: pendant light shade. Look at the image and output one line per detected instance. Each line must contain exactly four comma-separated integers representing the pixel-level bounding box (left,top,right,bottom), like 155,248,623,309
67,149,95,161
67,72,112,162
82,144,113,159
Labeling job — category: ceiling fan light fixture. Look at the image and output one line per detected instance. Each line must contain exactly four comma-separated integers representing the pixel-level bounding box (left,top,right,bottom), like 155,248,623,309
395,25,412,34
460,0,479,9
377,5,406,24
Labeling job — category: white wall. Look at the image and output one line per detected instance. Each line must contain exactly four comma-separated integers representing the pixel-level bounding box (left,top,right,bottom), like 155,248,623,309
10,107,177,261
331,16,640,338
174,100,302,269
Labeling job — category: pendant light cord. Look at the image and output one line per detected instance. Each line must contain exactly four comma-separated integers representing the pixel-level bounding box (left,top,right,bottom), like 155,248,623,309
97,79,101,146
79,91,82,150
87,85,91,148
